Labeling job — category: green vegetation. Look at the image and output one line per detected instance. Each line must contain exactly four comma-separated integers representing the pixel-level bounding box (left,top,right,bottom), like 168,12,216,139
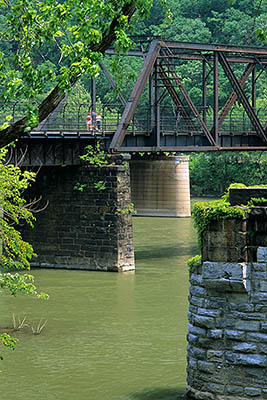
192,198,246,249
94,180,106,192
116,202,136,215
247,197,267,206
0,0,265,144
0,147,48,358
73,183,88,192
189,153,267,196
187,254,202,273
192,182,267,250
80,142,111,166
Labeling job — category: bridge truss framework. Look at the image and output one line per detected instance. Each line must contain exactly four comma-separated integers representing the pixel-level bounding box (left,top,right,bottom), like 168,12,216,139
14,39,267,157
109,39,267,152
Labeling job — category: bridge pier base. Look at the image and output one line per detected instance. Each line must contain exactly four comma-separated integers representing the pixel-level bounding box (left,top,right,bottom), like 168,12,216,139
187,191,267,399
130,156,191,217
22,156,135,272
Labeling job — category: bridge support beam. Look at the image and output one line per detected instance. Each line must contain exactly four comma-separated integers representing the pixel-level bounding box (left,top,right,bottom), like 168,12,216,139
130,156,191,217
22,156,135,272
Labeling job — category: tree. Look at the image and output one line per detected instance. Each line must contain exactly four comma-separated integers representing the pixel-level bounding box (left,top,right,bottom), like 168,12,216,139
189,152,267,196
0,0,156,147
0,147,48,358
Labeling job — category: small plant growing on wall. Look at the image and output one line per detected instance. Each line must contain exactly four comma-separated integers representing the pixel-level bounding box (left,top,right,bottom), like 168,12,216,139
73,183,88,192
80,141,110,166
116,202,136,215
94,180,106,191
187,255,202,273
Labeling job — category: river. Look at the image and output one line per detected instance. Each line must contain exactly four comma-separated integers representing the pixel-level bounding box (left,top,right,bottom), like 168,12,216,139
1,215,198,400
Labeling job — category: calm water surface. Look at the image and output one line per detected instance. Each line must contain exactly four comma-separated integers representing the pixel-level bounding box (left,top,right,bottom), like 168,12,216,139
1,216,198,400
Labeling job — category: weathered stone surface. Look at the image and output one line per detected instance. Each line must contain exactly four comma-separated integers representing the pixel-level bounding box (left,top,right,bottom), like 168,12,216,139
244,387,262,397
235,321,260,332
193,315,215,329
207,350,223,362
232,343,257,353
252,262,267,271
198,361,216,374
246,332,267,343
207,330,223,339
188,323,207,337
186,386,215,400
226,385,244,395
21,160,135,272
224,330,246,341
225,352,267,367
229,187,267,206
203,262,244,280
202,262,250,292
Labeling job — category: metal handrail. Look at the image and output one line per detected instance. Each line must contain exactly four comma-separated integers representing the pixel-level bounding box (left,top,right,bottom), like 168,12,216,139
0,102,265,136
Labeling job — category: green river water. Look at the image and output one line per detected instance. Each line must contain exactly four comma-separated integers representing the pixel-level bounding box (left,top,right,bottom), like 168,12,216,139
1,216,198,400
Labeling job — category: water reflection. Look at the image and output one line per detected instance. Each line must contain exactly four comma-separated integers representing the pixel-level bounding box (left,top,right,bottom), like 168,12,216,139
1,217,197,400
123,387,185,399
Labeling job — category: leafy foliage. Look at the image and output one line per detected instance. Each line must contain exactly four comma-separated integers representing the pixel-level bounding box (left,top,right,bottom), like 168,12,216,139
189,153,267,196
192,198,246,249
187,254,202,273
0,0,157,139
0,148,36,270
80,142,111,166
0,146,48,358
116,202,136,215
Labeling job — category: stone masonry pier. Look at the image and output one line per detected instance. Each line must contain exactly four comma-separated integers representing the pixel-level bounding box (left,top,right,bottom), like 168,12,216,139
187,188,267,399
21,155,135,272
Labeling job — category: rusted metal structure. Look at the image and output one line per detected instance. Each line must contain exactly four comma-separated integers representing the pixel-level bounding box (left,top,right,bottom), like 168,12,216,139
109,39,267,152
9,39,267,157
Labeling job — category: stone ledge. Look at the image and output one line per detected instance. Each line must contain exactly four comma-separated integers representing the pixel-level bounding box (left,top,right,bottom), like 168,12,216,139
30,262,135,272
202,262,250,292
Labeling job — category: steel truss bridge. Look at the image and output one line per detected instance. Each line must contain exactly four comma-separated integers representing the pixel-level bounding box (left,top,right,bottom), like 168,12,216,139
9,39,267,159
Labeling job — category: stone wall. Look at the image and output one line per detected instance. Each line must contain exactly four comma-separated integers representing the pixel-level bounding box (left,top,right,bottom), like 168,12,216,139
187,203,267,399
21,156,135,272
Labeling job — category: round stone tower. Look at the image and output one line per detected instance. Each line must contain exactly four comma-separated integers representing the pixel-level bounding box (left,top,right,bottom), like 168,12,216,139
187,188,267,399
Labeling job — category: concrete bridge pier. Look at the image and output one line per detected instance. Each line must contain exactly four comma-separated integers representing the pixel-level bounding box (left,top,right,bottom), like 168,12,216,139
130,156,191,217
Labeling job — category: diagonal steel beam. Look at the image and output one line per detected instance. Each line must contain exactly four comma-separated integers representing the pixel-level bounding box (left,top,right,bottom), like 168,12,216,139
218,63,254,127
160,49,217,146
99,61,143,130
158,66,198,132
218,52,267,142
109,39,161,151
99,61,127,106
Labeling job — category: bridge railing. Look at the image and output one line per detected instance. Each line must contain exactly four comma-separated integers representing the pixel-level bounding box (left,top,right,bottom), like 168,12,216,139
0,102,265,136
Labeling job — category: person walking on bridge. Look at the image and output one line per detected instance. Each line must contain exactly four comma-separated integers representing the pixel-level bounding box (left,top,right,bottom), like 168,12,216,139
86,112,93,130
96,112,102,131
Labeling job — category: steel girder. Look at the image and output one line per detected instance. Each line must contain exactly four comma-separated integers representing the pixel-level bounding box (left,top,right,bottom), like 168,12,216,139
108,39,267,152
